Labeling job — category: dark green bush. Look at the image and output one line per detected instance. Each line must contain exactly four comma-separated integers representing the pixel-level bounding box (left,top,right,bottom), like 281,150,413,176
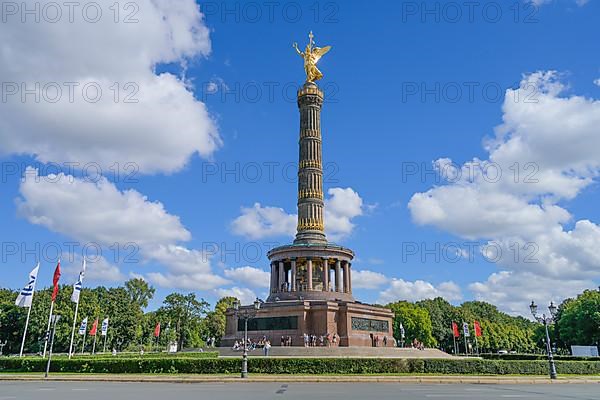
52,351,219,360
480,353,600,362
1,357,599,375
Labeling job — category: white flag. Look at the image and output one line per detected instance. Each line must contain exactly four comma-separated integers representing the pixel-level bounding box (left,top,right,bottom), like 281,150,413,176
463,322,471,337
79,318,88,335
15,263,40,308
71,259,86,303
101,318,109,336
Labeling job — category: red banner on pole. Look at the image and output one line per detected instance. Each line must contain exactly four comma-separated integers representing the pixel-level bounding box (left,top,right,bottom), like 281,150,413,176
452,321,460,338
154,323,161,338
51,260,61,302
474,320,482,337
90,319,98,336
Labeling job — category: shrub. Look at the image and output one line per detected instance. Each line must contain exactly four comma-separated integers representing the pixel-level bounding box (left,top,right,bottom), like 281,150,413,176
1,357,599,375
480,353,600,362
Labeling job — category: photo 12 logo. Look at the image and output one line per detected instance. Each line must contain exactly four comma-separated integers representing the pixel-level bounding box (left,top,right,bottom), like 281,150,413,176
1,2,140,24
401,161,540,185
400,1,540,24
401,241,539,264
400,81,540,104
200,161,339,184
199,80,340,104
1,162,139,184
199,1,340,24
1,81,139,104
1,241,140,264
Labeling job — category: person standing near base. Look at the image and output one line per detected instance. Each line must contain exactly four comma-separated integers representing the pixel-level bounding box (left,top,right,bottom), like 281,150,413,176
264,340,271,356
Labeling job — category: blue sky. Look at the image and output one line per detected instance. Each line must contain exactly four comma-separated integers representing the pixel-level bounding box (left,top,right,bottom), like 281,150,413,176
1,0,599,316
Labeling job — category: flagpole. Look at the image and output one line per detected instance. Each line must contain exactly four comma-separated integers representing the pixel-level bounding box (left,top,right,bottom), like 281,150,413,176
463,322,468,357
451,322,457,355
452,331,457,355
19,304,33,358
103,332,108,353
70,258,86,359
92,334,97,355
43,300,55,358
81,329,87,354
69,300,80,359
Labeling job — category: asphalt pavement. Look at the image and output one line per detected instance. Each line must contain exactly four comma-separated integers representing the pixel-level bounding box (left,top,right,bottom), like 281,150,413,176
0,381,598,400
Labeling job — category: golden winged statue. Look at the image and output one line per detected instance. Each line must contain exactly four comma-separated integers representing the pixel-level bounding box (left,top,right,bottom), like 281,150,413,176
293,31,331,83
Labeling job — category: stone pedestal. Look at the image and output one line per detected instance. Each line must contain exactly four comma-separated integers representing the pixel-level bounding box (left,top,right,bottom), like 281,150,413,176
222,300,395,348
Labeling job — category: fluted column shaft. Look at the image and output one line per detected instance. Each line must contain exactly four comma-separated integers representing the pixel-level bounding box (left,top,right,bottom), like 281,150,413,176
307,258,313,290
279,261,285,292
343,261,350,293
323,259,329,291
348,262,352,294
295,83,327,244
335,259,341,292
270,262,276,293
291,259,297,292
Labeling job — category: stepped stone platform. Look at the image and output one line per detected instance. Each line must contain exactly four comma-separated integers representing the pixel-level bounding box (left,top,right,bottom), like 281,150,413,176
217,346,456,359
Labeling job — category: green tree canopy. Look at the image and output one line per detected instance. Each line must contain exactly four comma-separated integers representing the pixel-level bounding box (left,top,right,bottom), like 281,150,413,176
557,289,600,347
387,300,436,347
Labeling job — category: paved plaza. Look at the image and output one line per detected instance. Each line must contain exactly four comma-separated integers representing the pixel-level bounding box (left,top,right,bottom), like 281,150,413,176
0,381,598,400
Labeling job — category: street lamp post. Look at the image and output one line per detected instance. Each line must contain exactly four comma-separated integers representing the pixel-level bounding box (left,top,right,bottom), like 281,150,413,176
232,298,261,379
530,300,558,380
45,315,61,378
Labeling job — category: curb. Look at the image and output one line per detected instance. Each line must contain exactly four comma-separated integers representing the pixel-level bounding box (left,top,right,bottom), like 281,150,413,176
1,375,599,384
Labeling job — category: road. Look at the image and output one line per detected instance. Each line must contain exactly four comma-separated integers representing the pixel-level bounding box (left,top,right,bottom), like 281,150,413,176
0,382,598,400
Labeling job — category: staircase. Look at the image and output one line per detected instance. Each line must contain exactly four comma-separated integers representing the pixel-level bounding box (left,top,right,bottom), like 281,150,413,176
217,346,456,359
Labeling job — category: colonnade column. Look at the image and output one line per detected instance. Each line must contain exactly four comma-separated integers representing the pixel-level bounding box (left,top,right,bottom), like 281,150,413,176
335,259,341,292
291,259,297,292
343,261,350,293
307,258,313,290
279,261,285,292
348,262,352,294
322,258,329,291
270,262,276,293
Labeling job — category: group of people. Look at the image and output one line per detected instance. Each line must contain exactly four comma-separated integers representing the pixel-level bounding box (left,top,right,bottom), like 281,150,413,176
280,336,293,346
231,336,273,355
410,338,425,350
231,333,428,351
303,332,339,347
370,334,389,347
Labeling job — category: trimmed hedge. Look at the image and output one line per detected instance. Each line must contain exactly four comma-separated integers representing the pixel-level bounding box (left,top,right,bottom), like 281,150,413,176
1,357,600,375
480,353,600,362
53,351,219,360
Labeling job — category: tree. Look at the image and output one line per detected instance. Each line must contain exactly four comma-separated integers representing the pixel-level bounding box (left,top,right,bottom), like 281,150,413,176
387,301,436,347
159,293,209,350
125,278,155,309
416,297,460,351
201,296,238,345
557,289,600,348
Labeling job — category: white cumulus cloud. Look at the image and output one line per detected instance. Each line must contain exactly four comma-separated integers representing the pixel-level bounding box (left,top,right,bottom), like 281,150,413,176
0,0,220,174
352,270,388,289
224,266,270,288
408,71,600,313
231,188,367,242
17,168,228,289
214,287,258,305
378,279,462,304
230,203,296,240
